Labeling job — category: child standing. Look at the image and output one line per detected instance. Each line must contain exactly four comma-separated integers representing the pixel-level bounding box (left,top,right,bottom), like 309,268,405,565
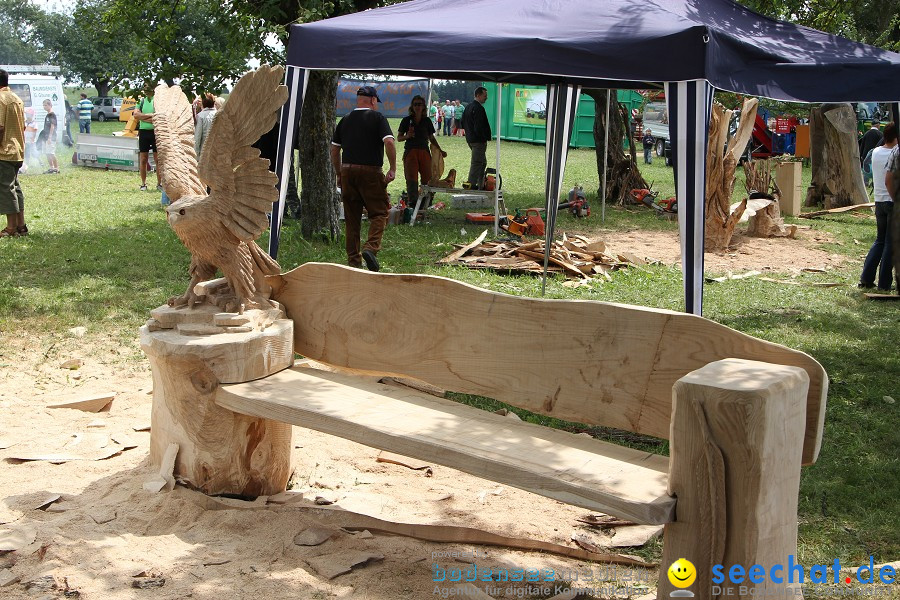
21,107,39,173
642,129,655,165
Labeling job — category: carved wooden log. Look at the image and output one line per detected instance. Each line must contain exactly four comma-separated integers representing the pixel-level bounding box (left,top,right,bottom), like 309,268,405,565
805,107,827,207
806,104,869,209
822,104,869,208
746,201,797,239
744,159,797,239
140,304,294,497
659,358,809,600
705,99,757,250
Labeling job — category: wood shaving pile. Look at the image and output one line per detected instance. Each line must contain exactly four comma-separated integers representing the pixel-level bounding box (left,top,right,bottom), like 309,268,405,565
440,233,655,283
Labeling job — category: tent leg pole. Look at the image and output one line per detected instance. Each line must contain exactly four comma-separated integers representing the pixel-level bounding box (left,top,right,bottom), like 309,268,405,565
601,89,610,223
494,82,502,237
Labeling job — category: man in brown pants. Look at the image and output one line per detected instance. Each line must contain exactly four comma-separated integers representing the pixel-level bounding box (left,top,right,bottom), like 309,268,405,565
330,86,396,271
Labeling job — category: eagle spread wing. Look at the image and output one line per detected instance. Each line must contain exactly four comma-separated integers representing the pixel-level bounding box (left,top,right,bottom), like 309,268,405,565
151,65,288,312
199,65,289,243
152,84,206,201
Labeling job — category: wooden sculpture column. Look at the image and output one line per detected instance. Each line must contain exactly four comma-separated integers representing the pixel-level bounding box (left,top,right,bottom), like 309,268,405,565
140,302,294,497
659,358,810,600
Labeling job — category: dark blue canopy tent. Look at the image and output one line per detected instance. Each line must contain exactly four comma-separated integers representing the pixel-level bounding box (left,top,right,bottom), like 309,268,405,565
272,0,900,314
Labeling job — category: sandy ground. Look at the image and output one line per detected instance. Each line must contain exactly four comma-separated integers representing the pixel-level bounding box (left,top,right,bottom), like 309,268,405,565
601,225,848,274
0,231,850,600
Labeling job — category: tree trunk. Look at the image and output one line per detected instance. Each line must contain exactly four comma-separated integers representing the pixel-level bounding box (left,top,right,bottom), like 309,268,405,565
805,103,868,208
93,79,111,97
298,70,341,241
584,89,647,205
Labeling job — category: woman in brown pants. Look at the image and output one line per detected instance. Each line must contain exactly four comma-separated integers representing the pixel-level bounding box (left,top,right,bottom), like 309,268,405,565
397,95,445,210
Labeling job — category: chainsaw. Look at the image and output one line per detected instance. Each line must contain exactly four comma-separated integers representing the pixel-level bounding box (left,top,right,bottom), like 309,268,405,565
501,208,545,237
629,186,677,216
558,185,591,218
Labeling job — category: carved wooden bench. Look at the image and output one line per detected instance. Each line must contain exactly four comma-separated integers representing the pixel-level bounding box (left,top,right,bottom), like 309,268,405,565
143,263,827,599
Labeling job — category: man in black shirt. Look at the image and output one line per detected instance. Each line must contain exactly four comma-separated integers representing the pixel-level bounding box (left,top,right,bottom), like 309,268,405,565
330,86,396,271
858,121,883,167
462,87,491,189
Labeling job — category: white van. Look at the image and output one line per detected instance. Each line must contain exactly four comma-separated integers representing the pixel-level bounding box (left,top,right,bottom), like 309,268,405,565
4,70,66,144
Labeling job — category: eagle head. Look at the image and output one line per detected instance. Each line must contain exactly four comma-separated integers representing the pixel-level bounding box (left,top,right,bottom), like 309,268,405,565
166,195,208,234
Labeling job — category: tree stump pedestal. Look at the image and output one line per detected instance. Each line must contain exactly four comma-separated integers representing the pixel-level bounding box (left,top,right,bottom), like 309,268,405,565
140,303,294,497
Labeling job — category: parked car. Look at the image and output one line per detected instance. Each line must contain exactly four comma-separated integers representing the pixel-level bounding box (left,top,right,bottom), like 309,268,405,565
90,97,127,122
855,102,886,122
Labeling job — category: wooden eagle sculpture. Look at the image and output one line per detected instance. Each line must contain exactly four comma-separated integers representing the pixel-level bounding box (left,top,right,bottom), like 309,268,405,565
151,65,288,313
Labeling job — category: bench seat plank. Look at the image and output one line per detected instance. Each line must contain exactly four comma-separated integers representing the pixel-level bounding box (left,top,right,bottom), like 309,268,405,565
217,365,676,525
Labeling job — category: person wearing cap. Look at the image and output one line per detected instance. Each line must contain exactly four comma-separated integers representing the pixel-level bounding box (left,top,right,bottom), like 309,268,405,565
330,85,397,272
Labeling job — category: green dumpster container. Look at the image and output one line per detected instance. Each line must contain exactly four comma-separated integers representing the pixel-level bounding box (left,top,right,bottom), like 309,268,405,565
480,84,642,149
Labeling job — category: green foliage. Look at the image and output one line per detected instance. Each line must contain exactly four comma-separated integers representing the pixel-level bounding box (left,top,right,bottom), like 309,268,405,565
98,0,280,94
0,0,48,64
31,0,134,95
740,0,900,51
432,81,481,103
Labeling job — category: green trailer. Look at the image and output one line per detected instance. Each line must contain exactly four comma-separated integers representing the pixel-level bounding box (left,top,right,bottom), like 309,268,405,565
480,84,643,148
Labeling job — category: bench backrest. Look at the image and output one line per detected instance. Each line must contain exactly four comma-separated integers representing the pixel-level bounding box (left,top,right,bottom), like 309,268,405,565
270,263,827,465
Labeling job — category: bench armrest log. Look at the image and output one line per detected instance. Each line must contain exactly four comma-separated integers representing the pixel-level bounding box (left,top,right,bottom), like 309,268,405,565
658,358,809,600
268,263,827,465
140,305,295,496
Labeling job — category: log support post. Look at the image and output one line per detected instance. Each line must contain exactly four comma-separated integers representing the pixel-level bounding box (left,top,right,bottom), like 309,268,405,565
140,303,294,497
659,358,810,600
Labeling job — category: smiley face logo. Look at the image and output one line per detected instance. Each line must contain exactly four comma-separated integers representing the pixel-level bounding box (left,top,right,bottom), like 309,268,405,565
667,558,696,588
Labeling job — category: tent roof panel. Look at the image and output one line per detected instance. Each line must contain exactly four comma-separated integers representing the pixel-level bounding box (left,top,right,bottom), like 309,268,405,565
287,0,900,102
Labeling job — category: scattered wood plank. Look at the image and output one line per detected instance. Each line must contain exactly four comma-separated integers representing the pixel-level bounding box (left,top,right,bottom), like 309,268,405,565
438,229,488,264
306,551,384,579
142,442,178,492
6,448,124,463
577,515,637,528
376,451,432,471
706,270,761,283
517,248,589,279
0,524,36,551
609,524,663,547
798,202,874,218
864,293,900,301
47,392,115,413
293,525,336,546
440,235,648,282
759,277,844,287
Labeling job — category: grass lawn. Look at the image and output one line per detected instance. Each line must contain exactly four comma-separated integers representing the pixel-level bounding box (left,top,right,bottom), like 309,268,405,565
2,119,898,574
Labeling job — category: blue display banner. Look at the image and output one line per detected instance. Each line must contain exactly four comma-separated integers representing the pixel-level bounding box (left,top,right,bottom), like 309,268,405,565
336,78,430,117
